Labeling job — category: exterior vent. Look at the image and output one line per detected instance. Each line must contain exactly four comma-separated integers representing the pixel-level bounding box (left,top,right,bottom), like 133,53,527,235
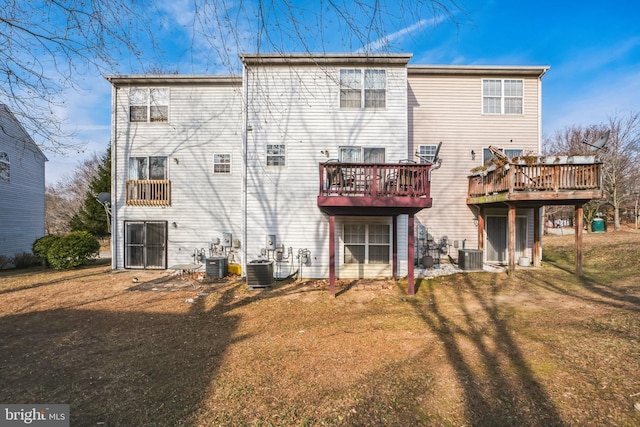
205,257,228,278
458,249,483,271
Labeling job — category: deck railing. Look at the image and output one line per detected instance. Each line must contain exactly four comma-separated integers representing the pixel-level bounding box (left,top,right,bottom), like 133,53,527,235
468,156,602,197
319,162,431,197
126,180,171,206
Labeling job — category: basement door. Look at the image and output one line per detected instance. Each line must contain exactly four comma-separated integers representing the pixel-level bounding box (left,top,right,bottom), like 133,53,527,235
124,221,167,269
486,216,527,264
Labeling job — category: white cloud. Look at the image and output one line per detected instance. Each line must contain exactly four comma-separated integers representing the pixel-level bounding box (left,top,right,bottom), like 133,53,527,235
358,16,447,53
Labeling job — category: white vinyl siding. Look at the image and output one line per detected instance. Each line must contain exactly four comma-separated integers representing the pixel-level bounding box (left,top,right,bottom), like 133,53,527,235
0,106,46,259
112,79,244,269
245,61,407,278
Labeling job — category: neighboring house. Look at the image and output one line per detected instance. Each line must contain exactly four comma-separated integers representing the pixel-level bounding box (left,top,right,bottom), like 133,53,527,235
0,104,47,260
106,54,602,294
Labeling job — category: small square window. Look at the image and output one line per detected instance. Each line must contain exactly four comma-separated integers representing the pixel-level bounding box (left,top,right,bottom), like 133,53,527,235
214,154,231,174
266,144,286,166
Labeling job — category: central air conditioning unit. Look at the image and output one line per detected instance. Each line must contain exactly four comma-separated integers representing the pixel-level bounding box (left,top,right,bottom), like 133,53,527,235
246,260,274,289
458,249,483,271
205,257,228,278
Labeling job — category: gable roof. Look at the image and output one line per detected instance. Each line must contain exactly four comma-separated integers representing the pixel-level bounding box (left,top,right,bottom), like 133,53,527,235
0,104,47,161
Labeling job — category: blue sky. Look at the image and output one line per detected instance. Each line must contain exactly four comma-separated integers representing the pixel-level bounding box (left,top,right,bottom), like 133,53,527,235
45,0,640,183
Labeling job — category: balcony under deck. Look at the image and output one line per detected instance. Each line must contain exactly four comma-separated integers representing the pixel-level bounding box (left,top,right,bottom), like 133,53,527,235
467,156,603,206
317,162,432,215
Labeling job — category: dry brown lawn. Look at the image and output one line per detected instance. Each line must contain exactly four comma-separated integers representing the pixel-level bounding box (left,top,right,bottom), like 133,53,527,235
0,231,639,426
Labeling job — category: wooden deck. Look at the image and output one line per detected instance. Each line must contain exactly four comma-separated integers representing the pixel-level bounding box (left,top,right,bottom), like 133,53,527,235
317,162,432,215
467,156,603,205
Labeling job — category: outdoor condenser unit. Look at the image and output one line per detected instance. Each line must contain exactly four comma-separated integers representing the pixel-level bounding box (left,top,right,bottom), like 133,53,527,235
246,260,273,289
205,257,228,278
458,249,483,271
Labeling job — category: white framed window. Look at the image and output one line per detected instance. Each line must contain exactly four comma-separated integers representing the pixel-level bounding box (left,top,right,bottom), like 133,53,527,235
340,69,386,109
266,144,286,166
129,156,167,180
417,145,439,163
338,147,385,163
0,152,9,182
483,148,523,165
482,79,523,115
129,88,169,122
213,154,231,174
343,223,390,264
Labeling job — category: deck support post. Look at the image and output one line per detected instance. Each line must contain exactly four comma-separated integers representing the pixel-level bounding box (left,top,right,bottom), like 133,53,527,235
575,203,584,277
534,206,542,267
392,215,398,279
477,207,484,252
408,214,415,295
329,214,336,296
508,204,516,274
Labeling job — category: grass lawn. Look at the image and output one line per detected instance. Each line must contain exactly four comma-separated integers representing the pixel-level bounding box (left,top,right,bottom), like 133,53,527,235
0,231,639,426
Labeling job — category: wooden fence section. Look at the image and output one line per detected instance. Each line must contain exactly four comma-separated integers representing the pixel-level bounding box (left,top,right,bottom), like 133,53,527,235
319,162,431,198
126,180,171,206
469,160,602,197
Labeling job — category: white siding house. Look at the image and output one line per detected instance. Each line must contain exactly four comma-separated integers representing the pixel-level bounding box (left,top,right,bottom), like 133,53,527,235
105,76,244,270
242,54,413,280
0,105,47,260
108,54,601,294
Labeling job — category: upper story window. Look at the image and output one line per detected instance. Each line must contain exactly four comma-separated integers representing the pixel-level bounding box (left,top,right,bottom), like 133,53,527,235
340,69,386,109
482,79,523,115
266,144,286,166
213,154,231,174
129,156,167,180
339,147,385,163
129,88,169,122
0,152,9,182
483,148,523,166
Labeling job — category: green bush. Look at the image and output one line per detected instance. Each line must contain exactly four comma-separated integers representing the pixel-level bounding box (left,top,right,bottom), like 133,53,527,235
12,252,42,269
32,235,61,266
46,231,100,270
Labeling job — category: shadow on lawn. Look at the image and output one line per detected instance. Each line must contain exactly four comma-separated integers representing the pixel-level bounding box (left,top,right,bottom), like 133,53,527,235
410,275,567,427
539,258,640,312
0,278,311,425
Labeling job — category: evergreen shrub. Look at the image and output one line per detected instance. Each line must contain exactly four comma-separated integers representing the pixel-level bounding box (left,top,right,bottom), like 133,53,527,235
46,231,100,269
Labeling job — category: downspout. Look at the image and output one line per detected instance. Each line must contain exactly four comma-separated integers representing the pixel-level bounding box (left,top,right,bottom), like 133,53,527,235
241,62,249,278
110,82,118,270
